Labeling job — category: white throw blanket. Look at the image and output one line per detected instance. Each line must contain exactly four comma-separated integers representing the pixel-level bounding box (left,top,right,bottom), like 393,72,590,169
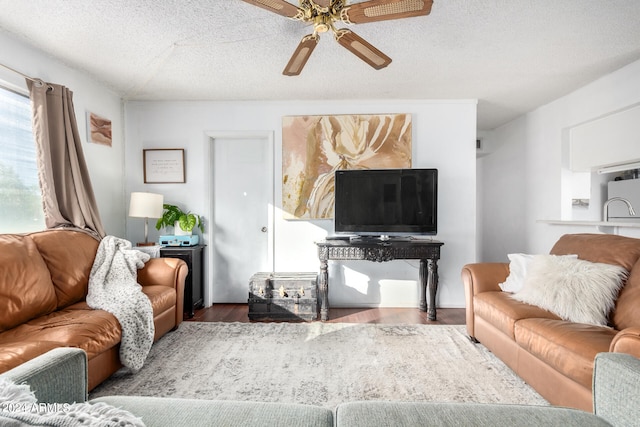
0,378,145,426
88,236,154,371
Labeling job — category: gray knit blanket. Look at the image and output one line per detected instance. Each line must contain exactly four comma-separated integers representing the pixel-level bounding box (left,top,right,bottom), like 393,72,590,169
87,236,154,371
0,378,145,426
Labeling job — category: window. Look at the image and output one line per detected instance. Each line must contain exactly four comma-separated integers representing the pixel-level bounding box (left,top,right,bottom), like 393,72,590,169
0,85,44,233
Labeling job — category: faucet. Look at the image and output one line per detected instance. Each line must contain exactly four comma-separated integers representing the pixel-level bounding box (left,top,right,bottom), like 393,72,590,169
603,197,637,222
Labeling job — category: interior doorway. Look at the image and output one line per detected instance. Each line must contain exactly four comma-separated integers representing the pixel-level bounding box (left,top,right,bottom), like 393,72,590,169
206,131,274,303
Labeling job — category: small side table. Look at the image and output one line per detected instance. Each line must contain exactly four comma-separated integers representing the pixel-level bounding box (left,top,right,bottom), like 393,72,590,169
159,245,205,318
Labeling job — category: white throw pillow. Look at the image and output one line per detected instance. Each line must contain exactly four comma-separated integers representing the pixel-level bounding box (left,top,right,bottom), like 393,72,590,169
499,253,577,293
510,255,628,326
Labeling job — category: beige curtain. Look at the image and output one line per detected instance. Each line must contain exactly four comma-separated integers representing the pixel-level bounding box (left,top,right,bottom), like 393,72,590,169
27,80,106,239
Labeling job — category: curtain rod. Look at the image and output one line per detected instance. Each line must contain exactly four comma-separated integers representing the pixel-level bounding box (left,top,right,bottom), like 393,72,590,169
0,63,45,87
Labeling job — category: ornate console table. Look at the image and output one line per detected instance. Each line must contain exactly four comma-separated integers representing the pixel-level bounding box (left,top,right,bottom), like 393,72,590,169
316,238,444,321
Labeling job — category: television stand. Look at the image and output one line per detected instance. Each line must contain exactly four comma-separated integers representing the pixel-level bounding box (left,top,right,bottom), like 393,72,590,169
316,238,444,321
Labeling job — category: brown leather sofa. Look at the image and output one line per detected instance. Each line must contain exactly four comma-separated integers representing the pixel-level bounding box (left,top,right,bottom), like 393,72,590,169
0,229,187,390
463,233,640,412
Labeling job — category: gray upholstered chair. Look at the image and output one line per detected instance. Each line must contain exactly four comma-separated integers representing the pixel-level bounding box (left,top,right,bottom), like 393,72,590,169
2,349,638,426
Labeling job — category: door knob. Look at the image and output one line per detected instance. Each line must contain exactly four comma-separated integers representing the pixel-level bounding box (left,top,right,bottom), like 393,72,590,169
261,226,268,232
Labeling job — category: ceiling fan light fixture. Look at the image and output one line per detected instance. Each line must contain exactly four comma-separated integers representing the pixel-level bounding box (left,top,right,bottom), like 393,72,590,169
242,0,432,74
314,15,331,33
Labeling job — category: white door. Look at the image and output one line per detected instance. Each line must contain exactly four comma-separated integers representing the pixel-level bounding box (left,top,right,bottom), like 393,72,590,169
211,135,273,302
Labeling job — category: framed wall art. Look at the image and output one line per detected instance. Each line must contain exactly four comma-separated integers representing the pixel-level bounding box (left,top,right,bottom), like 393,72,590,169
87,111,112,147
282,113,412,220
143,149,185,183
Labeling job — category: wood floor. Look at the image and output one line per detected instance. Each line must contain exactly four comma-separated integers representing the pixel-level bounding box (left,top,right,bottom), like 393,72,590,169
186,304,466,325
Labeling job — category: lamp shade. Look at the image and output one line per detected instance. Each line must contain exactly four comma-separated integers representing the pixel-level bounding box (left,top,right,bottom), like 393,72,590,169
129,192,164,218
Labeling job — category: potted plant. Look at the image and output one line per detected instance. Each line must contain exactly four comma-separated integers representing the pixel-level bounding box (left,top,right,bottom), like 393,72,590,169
155,203,204,235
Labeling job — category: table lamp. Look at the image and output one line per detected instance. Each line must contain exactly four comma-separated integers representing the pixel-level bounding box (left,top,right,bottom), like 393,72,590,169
129,192,164,246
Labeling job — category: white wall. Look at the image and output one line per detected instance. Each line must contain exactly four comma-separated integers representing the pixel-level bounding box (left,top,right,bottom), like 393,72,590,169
480,59,640,261
125,100,477,309
0,31,126,236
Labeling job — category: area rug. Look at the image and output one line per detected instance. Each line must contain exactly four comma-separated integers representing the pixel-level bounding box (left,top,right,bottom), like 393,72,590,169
90,322,548,408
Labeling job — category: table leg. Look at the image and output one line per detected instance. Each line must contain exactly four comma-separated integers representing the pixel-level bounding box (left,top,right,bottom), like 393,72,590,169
319,259,329,321
419,259,427,312
427,259,439,321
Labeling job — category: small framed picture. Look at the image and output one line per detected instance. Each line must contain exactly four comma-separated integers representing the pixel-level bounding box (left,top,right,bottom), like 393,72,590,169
143,149,185,183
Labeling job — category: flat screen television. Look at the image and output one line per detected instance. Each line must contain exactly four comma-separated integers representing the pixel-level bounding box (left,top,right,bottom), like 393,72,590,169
334,168,438,238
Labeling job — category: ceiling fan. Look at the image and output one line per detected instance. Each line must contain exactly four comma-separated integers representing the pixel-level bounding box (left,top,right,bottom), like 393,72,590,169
240,0,433,76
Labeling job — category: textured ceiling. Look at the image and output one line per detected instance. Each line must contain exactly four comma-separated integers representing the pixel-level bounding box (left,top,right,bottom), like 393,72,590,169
1,0,640,130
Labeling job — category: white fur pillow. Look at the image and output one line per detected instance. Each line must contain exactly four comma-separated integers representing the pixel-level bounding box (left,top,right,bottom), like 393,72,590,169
499,253,578,293
510,255,628,326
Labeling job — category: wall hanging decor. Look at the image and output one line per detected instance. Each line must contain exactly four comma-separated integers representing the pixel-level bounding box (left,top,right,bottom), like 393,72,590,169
87,111,112,146
143,148,185,183
282,113,412,219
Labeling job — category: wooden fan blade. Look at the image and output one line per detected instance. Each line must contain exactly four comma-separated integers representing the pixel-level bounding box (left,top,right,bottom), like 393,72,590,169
283,34,319,76
239,0,302,19
335,30,391,70
342,0,433,24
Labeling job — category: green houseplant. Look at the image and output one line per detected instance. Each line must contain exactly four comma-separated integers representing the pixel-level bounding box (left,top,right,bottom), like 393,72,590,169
155,203,204,234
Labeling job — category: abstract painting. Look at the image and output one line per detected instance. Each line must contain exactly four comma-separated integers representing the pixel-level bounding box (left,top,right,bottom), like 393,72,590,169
87,111,112,147
282,114,412,219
